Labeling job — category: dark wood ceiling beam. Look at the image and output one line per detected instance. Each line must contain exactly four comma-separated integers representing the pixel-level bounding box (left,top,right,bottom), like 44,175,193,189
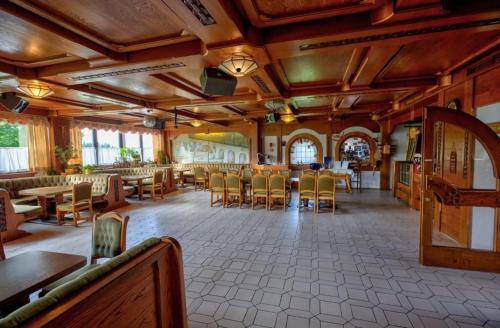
284,77,436,98
0,1,125,61
68,84,149,107
151,73,211,100
156,108,228,127
221,105,246,116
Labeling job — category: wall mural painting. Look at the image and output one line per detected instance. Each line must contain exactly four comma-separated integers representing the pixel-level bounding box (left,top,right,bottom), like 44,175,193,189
172,132,250,164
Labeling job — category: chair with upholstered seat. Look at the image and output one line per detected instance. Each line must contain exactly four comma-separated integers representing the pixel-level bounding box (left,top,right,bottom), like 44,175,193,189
298,175,316,210
210,173,225,207
269,174,286,211
316,175,336,213
56,182,93,227
194,167,207,191
260,170,272,177
91,212,129,264
225,173,243,208
302,169,316,176
142,171,164,201
207,167,220,189
279,170,292,202
251,174,268,209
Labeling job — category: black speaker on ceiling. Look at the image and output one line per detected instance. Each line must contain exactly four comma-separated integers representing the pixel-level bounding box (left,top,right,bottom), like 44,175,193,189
200,68,237,96
264,112,281,124
153,120,165,130
0,92,29,113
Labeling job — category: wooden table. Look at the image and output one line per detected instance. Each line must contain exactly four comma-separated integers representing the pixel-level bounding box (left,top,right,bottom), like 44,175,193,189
0,251,86,313
174,169,190,187
122,175,152,200
19,186,72,218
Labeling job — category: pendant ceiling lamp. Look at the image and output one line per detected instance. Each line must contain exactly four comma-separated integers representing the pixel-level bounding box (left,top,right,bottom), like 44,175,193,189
219,54,258,77
191,120,203,127
17,83,54,99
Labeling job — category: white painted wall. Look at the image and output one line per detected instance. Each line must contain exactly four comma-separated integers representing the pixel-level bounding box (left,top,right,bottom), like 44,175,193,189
470,102,499,250
389,124,410,188
263,135,278,164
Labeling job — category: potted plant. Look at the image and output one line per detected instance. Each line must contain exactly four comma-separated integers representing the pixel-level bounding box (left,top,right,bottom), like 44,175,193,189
55,144,74,174
158,150,169,165
82,165,95,175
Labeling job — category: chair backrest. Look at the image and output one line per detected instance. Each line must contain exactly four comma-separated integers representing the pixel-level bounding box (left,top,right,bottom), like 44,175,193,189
319,170,333,176
252,174,267,193
260,170,272,177
226,174,240,192
92,212,129,260
269,175,285,194
302,169,316,176
194,167,205,178
210,173,225,191
299,175,315,195
208,167,219,176
153,170,164,185
279,170,291,179
73,182,93,203
317,175,335,196
242,168,253,179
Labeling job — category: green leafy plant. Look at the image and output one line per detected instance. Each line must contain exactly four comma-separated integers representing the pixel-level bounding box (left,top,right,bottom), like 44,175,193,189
158,150,169,164
119,147,141,163
82,165,95,174
54,144,74,170
46,167,57,176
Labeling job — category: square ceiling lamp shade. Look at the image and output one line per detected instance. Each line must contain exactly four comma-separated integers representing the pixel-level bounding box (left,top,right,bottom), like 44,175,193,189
191,120,203,127
218,54,258,77
16,83,54,99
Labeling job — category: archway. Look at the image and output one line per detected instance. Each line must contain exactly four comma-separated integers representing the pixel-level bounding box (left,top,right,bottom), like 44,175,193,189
286,133,323,165
335,131,377,166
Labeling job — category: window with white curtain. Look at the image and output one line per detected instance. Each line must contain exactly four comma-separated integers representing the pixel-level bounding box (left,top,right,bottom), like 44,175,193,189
0,122,29,172
142,134,154,162
97,129,120,164
124,132,141,160
81,128,97,166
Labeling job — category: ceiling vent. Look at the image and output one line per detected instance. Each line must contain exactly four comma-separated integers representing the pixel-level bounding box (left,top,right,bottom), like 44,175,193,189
70,62,186,81
250,75,271,94
182,0,216,25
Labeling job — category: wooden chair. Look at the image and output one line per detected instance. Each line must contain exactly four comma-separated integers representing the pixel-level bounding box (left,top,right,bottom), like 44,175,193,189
225,173,243,208
251,174,268,209
302,169,316,176
316,175,336,213
91,212,129,264
260,170,272,177
207,167,220,189
269,174,286,211
56,182,93,227
279,169,292,201
298,175,316,210
319,169,333,176
194,167,207,191
142,171,164,201
210,173,225,207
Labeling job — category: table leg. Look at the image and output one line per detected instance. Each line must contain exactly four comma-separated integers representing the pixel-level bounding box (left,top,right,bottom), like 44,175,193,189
138,179,144,200
37,196,48,218
180,172,185,187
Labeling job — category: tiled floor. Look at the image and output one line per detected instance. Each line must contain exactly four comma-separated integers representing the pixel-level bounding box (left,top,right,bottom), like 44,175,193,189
5,188,500,328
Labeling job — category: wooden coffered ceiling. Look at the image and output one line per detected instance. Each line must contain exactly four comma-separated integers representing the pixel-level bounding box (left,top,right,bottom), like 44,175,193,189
0,0,499,127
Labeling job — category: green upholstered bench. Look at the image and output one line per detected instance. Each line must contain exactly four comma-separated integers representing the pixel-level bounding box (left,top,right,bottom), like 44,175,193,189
0,237,181,328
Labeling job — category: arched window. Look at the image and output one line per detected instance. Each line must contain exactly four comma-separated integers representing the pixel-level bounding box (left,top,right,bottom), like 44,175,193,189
340,137,371,162
289,138,318,165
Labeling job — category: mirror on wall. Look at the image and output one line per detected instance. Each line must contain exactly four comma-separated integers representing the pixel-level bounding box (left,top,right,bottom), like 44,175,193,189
172,132,249,163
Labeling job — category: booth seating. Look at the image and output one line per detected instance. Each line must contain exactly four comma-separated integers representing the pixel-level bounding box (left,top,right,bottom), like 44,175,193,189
170,163,250,183
0,237,187,328
0,175,127,240
0,189,42,241
96,166,175,194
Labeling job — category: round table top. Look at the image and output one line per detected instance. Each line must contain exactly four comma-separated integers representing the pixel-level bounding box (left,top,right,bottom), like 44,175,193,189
19,186,72,197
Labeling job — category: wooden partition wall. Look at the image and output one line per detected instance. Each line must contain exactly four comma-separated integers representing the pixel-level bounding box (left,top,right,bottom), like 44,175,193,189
420,106,500,272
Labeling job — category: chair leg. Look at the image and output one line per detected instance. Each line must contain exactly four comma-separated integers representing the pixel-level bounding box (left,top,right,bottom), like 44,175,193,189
252,195,254,209
90,257,97,265
210,191,213,207
56,210,64,225
160,186,164,199
73,211,78,227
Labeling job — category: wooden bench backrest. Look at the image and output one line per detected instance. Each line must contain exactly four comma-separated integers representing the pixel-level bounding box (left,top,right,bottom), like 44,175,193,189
25,237,187,328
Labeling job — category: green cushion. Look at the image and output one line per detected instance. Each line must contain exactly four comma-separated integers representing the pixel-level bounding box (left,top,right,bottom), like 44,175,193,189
104,252,131,270
12,204,42,216
125,237,161,258
10,196,38,205
92,218,123,259
123,185,135,192
45,275,89,301
0,296,57,328
77,265,112,284
39,264,99,297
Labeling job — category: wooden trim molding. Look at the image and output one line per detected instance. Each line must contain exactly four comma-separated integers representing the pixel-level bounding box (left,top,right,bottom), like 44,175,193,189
335,131,377,166
285,133,323,165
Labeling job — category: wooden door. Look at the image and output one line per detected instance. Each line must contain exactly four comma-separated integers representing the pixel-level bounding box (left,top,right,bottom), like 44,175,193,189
420,106,500,272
